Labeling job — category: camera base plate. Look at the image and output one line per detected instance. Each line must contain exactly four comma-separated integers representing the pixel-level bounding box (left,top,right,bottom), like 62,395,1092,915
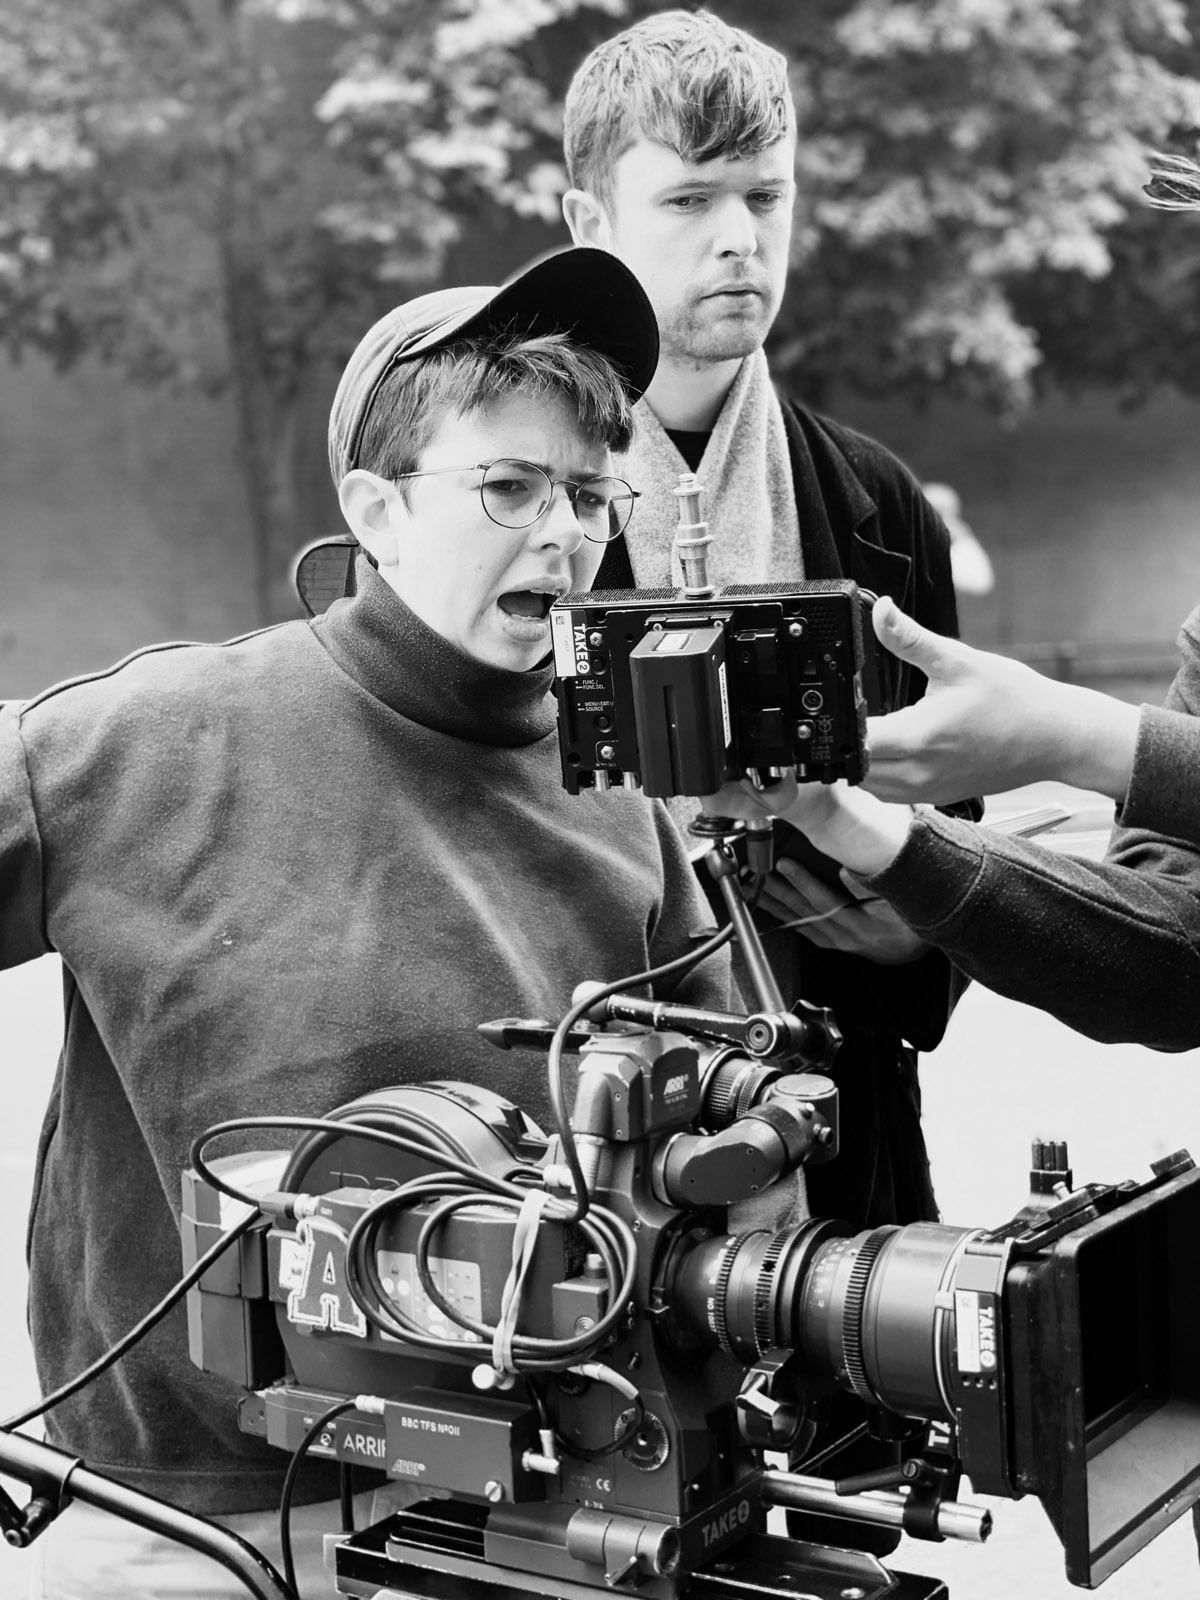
333,1518,950,1600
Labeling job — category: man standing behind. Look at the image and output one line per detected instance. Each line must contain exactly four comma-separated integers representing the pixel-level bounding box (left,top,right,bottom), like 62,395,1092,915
561,9,971,1233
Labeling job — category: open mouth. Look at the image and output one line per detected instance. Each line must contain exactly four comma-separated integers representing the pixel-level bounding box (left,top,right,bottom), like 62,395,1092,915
498,591,554,620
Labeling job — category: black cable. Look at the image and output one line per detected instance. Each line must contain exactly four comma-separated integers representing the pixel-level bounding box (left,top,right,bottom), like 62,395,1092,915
278,1399,356,1599
343,1172,637,1372
757,896,884,938
0,1123,484,1497
1,1209,259,1432
558,1393,646,1463
793,1421,869,1475
546,918,735,1222
189,1115,533,1214
526,1378,550,1432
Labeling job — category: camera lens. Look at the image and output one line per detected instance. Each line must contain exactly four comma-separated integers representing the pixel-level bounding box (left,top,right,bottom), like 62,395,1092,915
664,1219,978,1421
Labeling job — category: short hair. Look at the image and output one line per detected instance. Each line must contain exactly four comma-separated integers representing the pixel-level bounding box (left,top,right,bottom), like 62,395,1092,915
563,8,794,207
354,329,635,481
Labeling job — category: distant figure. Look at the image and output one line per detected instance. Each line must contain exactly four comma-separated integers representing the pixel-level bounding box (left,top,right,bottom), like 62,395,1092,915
923,481,995,597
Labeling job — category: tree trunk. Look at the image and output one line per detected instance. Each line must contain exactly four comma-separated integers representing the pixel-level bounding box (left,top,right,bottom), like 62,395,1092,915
213,0,288,626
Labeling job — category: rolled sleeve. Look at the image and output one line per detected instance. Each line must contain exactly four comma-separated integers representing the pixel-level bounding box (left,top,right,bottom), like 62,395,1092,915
1119,705,1200,846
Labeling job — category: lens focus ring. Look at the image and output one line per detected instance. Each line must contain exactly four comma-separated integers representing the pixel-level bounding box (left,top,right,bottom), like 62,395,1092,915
840,1226,900,1403
753,1230,793,1356
712,1232,767,1360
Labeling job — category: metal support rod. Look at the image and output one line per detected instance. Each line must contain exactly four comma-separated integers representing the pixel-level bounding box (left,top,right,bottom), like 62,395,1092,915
673,473,714,597
761,1468,993,1545
706,846,787,1014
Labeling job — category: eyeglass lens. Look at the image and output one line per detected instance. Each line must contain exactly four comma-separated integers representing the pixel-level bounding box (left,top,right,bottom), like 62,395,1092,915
480,460,633,540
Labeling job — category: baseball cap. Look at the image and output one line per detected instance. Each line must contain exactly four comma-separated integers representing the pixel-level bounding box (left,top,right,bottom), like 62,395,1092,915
327,246,659,484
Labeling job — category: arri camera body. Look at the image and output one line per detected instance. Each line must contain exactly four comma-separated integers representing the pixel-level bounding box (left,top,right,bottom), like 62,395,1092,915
183,980,1200,1599
551,475,887,799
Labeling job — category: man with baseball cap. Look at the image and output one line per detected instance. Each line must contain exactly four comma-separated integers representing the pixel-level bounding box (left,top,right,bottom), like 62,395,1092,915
0,247,728,1599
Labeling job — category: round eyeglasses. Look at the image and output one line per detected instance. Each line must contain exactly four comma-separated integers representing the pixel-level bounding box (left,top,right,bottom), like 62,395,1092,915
390,458,639,542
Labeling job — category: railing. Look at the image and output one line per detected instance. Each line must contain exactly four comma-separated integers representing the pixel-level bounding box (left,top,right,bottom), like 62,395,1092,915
1005,640,1178,702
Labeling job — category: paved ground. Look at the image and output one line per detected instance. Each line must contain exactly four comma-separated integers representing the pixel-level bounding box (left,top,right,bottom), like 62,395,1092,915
0,787,1196,1597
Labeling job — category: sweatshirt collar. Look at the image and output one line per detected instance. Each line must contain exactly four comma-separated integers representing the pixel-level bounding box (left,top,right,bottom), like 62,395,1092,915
313,554,558,746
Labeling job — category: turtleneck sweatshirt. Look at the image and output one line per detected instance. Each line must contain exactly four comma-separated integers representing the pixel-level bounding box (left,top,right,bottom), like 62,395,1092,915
0,558,729,1515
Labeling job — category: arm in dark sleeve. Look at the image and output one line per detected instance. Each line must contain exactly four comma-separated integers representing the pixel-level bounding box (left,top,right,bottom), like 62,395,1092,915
850,601,1200,1050
1117,606,1200,845
863,808,1200,1052
0,705,51,970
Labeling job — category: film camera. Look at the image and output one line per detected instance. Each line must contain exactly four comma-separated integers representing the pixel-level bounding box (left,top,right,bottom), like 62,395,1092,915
180,956,1200,1599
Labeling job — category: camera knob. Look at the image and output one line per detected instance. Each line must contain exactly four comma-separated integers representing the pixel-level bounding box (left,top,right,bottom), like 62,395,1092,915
617,1408,670,1471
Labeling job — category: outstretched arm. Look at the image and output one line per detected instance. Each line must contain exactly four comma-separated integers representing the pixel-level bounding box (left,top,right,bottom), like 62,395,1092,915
863,597,1140,806
700,766,1200,1053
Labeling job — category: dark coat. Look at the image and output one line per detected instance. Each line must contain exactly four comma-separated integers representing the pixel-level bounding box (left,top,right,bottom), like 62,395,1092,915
777,398,974,1228
598,395,975,1226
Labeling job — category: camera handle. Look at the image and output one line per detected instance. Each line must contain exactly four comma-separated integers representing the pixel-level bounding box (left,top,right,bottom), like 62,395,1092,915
0,1431,293,1599
762,1464,992,1545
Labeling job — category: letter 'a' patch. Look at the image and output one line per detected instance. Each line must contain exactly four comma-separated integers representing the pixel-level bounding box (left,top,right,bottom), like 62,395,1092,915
285,1215,367,1337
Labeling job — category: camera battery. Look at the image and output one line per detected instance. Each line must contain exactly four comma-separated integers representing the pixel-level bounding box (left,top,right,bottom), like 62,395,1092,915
630,623,730,797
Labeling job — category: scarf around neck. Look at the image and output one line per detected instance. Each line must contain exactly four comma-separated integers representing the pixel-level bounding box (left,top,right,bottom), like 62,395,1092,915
618,350,803,589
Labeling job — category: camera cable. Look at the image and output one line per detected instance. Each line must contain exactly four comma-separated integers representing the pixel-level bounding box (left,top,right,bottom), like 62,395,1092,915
762,896,883,934
343,1171,636,1374
277,1398,358,1600
190,1113,640,1375
0,1209,260,1434
546,913,737,1223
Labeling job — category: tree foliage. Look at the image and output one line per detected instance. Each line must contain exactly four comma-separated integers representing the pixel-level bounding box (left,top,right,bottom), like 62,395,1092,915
2,0,1200,611
770,0,1200,409
0,0,604,616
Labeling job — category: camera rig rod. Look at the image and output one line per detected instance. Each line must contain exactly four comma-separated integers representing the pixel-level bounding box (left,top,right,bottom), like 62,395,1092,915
702,837,786,1014
571,981,838,1070
760,1468,992,1545
0,1431,293,1600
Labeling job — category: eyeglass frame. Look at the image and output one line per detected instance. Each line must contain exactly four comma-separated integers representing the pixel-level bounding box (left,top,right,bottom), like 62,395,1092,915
388,458,640,542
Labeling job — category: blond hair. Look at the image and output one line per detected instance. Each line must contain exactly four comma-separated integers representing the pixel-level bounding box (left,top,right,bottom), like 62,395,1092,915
563,9,794,207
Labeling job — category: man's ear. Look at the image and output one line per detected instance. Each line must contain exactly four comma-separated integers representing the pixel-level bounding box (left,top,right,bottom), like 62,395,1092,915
338,470,401,569
563,188,613,250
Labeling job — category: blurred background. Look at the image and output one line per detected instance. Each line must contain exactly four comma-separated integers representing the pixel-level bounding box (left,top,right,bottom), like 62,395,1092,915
2,1,1200,1596
2,0,1200,693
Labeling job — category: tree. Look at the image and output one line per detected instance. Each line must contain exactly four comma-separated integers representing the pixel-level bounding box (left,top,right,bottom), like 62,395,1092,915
2,0,1200,618
1010,7,1200,406
763,0,1200,411
292,0,1200,412
0,0,609,621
